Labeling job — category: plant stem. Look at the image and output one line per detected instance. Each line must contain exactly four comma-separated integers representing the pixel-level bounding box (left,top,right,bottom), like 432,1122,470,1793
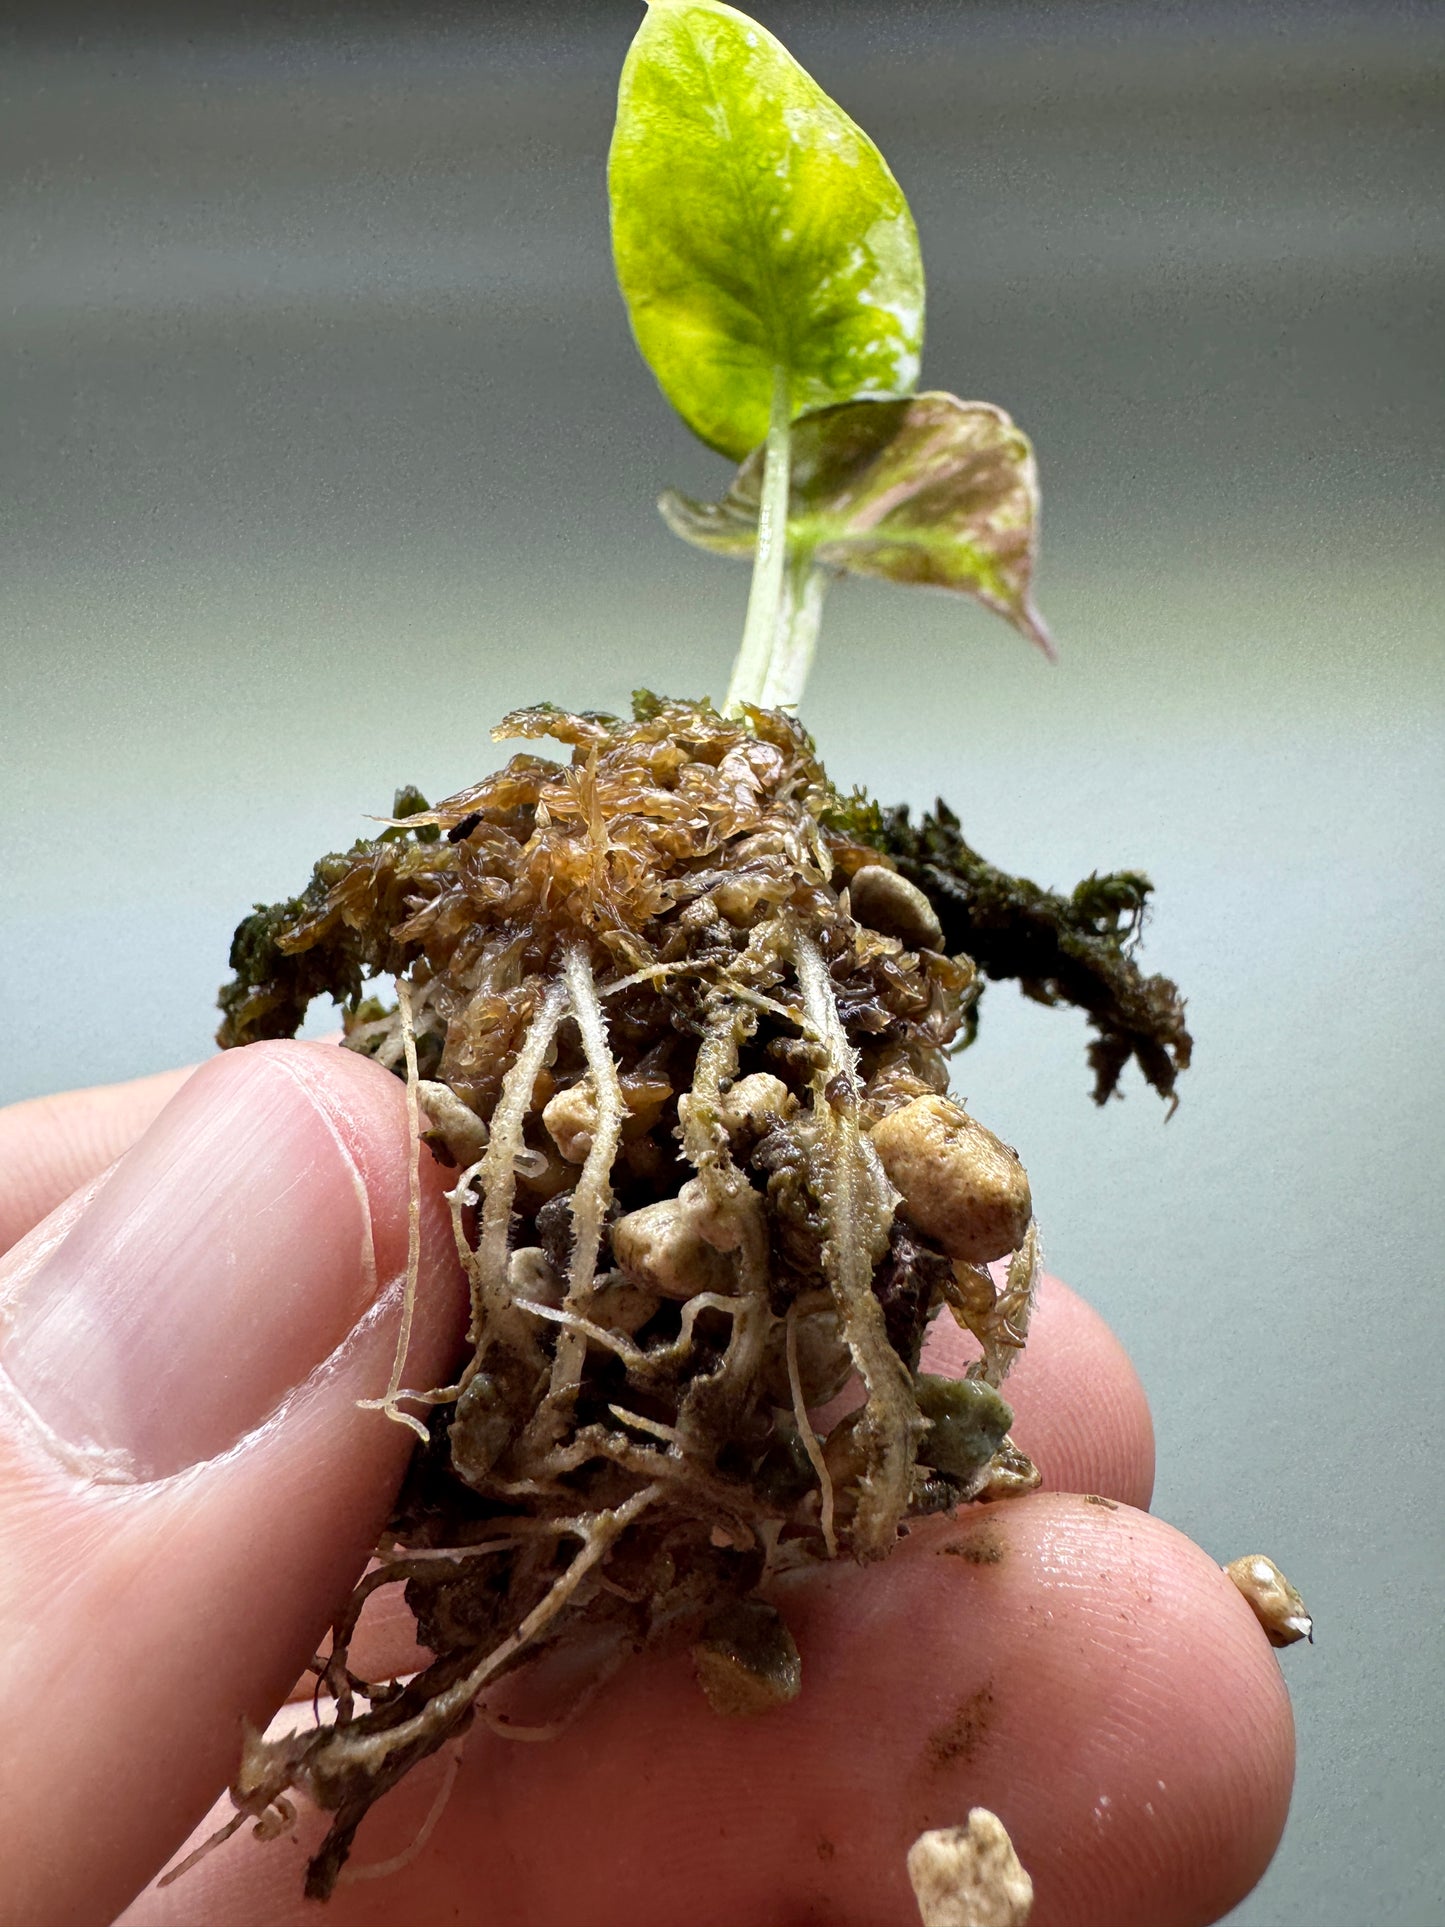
760,554,828,710
724,366,792,714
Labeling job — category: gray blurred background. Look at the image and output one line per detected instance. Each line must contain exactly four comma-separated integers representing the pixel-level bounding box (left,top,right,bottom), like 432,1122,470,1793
3,3,1442,1920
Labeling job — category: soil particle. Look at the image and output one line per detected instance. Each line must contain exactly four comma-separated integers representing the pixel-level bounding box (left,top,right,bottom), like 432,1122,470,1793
938,1518,1007,1565
927,1684,996,1770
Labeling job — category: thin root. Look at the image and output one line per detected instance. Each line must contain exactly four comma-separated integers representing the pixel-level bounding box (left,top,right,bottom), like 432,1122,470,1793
786,1302,837,1559
156,1810,249,1889
355,978,429,1440
542,947,629,1419
794,931,917,1557
336,1741,464,1887
470,977,569,1342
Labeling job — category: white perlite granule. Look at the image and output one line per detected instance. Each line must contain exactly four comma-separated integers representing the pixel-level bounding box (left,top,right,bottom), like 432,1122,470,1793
908,1810,1034,1927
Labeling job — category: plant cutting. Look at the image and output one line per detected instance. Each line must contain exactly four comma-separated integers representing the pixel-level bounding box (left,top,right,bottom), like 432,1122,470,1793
190,2,1237,1906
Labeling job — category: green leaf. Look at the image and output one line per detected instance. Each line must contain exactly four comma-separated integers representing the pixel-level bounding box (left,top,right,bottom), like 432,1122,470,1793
609,0,924,461
659,392,1054,656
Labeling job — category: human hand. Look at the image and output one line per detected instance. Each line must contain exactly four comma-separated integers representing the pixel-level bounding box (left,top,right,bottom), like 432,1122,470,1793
0,1044,1293,1927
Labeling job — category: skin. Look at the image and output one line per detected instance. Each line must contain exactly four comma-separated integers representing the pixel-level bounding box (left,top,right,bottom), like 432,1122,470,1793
0,1047,1294,1927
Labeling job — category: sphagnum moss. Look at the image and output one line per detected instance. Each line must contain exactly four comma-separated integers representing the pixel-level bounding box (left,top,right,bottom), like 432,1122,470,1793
180,4,1306,1911
204,698,1172,1897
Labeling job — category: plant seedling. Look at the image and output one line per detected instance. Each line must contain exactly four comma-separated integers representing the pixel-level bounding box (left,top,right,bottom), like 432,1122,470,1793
195,1,1200,1900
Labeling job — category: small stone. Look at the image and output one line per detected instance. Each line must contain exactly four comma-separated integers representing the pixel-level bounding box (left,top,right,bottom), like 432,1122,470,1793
759,1288,852,1407
1225,1554,1313,1647
974,1436,1042,1502
542,1079,599,1163
418,1080,489,1167
914,1375,1014,1481
850,863,945,951
584,1273,662,1336
693,1598,802,1717
609,1193,735,1299
870,1096,1032,1264
717,1071,797,1141
506,1246,563,1308
907,1811,1033,1927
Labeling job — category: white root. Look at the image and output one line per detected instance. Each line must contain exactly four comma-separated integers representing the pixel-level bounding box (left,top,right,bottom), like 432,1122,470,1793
560,947,628,1298
298,1483,663,1787
786,1302,837,1559
335,1741,463,1887
514,1295,649,1365
607,1403,683,1447
417,1079,488,1166
251,1795,297,1842
507,948,632,1457
583,1433,756,1544
444,1152,489,1274
317,1541,533,1703
985,1221,1040,1387
678,1001,747,1182
512,1287,745,1381
356,979,431,1442
478,1643,630,1743
470,977,569,1344
793,931,919,1558
156,1811,249,1888
477,1713,572,1743
599,957,706,998
674,1289,746,1352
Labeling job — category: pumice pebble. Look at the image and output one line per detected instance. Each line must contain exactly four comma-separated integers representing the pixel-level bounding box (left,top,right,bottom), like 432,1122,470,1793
908,1810,1034,1926
871,1095,1033,1264
1225,1553,1314,1647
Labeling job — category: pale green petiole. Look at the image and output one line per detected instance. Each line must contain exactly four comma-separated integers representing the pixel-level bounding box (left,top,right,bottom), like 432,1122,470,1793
615,1,1050,716
759,554,829,711
724,367,792,714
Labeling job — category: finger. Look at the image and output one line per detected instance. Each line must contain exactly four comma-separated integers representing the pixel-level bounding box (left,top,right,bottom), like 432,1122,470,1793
921,1272,1157,1510
0,1037,344,1259
0,1042,468,1927
0,1066,196,1257
123,1494,1294,1927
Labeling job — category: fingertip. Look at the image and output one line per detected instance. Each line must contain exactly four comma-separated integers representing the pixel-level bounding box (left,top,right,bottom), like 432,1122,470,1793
1017,1499,1296,1927
780,1495,1297,1927
221,1040,459,1296
0,1065,195,1257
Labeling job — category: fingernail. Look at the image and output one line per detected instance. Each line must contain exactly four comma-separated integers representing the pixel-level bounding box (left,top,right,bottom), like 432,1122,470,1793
0,1046,385,1480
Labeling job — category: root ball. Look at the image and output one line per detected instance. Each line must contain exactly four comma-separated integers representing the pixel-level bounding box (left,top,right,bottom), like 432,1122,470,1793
213,698,1044,1895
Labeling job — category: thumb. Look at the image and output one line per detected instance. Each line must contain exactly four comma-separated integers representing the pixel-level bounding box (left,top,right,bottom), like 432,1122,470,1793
0,1042,467,1927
